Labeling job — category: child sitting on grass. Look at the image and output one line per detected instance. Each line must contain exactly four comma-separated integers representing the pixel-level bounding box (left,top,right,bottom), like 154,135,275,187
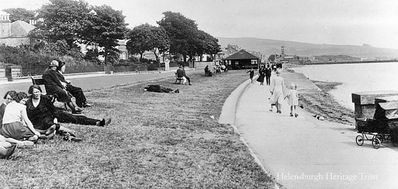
285,83,299,117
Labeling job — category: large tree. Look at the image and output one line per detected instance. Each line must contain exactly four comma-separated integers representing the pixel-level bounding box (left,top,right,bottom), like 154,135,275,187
188,30,221,61
157,11,198,62
85,5,128,65
126,24,170,62
30,0,127,65
3,8,36,23
33,0,91,48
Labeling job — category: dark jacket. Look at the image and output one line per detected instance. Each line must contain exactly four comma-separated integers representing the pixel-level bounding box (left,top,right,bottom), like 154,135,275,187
42,69,72,102
265,67,272,76
42,69,65,92
26,95,56,130
176,68,184,78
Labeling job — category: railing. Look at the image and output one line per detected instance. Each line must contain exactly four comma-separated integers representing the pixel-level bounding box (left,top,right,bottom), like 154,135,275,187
303,59,398,65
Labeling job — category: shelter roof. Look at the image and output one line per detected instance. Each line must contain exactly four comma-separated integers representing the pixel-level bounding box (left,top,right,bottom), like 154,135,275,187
224,49,259,60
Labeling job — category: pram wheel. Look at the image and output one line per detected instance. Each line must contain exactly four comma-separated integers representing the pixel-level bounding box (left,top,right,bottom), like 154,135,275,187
356,135,364,146
372,136,381,149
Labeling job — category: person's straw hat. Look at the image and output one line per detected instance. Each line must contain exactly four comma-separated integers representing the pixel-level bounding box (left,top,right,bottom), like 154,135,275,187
49,60,59,68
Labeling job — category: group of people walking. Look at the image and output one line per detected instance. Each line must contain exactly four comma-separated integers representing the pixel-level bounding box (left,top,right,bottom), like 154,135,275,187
248,64,272,85
248,64,299,118
0,60,111,159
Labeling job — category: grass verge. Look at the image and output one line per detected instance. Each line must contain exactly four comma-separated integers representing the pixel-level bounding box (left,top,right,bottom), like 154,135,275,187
0,70,276,188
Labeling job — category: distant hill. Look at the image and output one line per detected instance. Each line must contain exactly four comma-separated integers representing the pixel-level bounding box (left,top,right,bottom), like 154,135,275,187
217,37,398,59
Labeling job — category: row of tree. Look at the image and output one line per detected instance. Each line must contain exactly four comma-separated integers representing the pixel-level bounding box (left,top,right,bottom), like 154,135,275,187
4,0,221,65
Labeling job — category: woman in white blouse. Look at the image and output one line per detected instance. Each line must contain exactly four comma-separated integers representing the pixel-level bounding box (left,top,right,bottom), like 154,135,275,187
0,91,41,141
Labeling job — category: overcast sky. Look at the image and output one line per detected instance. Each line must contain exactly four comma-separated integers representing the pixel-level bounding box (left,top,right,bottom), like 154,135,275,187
1,0,398,49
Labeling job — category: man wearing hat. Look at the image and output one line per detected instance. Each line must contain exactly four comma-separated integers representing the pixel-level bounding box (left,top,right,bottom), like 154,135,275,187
56,60,91,108
42,60,82,114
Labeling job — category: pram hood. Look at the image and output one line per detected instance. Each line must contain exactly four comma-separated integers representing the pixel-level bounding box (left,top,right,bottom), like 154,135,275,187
375,102,398,120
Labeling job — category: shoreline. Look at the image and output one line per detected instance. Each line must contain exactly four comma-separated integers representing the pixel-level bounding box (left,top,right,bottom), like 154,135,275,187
302,80,355,125
284,64,355,125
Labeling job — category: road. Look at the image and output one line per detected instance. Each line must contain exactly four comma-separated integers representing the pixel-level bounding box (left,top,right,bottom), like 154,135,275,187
0,71,180,94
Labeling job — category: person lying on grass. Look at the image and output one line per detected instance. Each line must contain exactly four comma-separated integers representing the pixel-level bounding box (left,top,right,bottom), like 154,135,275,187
144,85,179,93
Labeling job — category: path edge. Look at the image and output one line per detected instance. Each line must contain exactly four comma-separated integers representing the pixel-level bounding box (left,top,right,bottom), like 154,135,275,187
219,76,282,189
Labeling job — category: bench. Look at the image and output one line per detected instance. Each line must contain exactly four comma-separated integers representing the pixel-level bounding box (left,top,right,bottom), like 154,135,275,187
174,73,186,84
30,76,68,109
31,76,46,92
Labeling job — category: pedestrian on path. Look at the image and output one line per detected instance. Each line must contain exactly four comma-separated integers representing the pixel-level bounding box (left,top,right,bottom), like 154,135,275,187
257,65,265,85
247,68,255,83
265,64,272,85
285,83,299,117
269,70,286,113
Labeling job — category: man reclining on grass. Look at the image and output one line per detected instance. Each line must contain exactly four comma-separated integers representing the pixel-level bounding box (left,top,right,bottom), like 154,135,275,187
144,85,179,93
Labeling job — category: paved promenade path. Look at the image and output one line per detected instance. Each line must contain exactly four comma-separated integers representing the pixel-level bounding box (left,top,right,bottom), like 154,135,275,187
234,71,398,189
0,69,192,93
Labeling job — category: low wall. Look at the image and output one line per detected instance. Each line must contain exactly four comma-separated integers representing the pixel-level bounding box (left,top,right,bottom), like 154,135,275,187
0,65,22,79
0,37,30,47
194,61,214,69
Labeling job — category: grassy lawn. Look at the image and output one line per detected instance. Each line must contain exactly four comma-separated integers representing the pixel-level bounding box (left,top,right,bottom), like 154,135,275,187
0,70,276,188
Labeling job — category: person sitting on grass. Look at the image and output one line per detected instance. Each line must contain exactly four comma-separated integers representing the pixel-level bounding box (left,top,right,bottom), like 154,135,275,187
0,91,41,142
25,85,82,142
25,85,110,140
54,109,111,127
1,90,17,127
204,65,212,76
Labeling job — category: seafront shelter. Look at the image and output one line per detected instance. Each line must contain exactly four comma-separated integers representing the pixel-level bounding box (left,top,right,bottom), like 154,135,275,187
223,49,260,69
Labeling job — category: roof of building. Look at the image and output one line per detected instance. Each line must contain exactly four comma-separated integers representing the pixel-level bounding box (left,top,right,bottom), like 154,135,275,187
11,20,35,37
224,49,260,60
0,11,10,16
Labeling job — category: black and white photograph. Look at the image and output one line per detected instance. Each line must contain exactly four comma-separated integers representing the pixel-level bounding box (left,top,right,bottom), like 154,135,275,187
1,0,398,188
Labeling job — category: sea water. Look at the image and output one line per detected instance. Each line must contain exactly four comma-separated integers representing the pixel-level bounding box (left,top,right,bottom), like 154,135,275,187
292,62,398,110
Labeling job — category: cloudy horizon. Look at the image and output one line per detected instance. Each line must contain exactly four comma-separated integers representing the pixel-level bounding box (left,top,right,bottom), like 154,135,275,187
1,0,398,49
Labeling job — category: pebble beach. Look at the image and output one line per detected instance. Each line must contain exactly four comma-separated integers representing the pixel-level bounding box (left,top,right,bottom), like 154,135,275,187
283,64,355,126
